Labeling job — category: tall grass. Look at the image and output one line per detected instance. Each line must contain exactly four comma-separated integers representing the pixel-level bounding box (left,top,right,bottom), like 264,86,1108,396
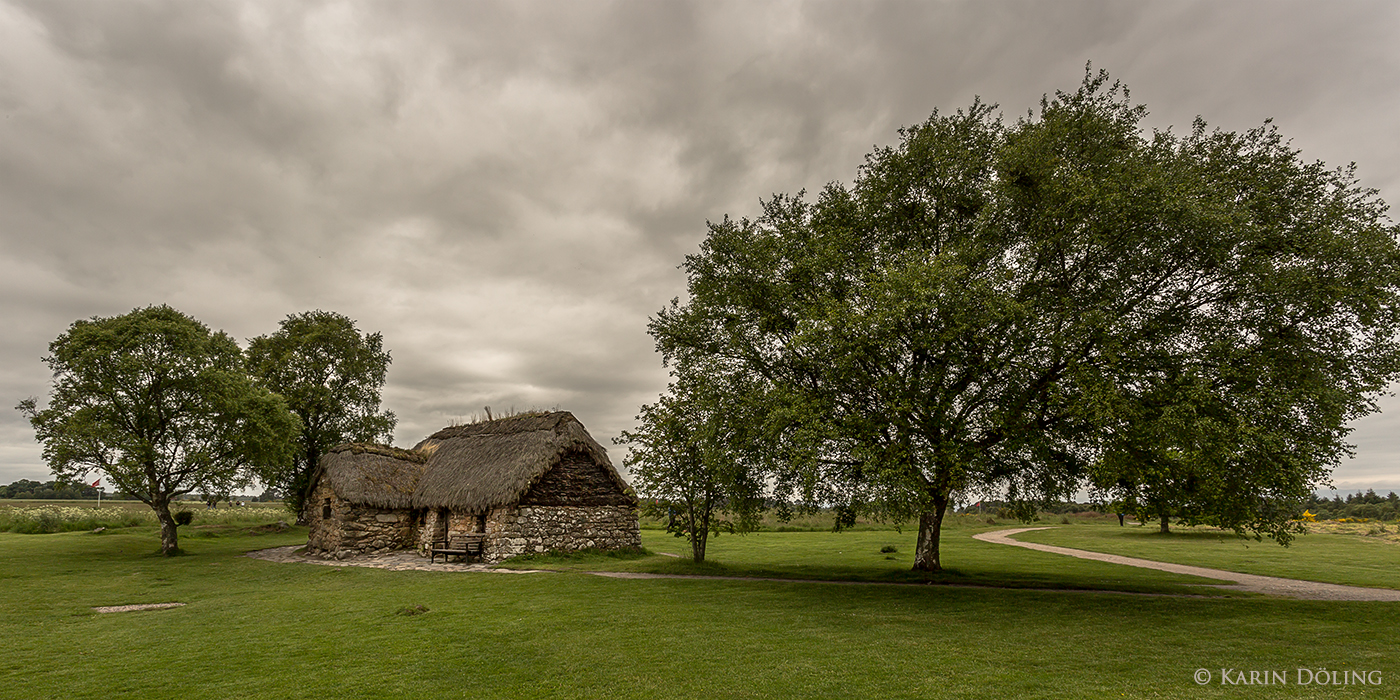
0,503,290,533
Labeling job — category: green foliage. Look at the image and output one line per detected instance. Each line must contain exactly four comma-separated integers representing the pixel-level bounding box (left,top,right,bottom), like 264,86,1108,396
1086,109,1400,544
648,68,1400,572
246,310,396,517
16,305,301,555
173,511,194,527
617,366,766,562
1303,490,1399,521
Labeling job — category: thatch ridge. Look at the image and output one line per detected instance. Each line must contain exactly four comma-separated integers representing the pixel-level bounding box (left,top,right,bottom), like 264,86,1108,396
320,442,428,509
411,411,633,512
328,442,428,464
421,411,568,441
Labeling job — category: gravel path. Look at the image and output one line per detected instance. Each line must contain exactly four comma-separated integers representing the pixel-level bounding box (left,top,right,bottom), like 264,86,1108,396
244,545,546,574
975,527,1400,601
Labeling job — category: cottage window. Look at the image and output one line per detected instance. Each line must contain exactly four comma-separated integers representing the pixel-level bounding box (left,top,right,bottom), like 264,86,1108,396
322,498,332,520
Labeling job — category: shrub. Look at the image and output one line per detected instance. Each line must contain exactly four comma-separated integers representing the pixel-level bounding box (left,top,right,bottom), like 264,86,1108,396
174,511,194,526
880,545,898,553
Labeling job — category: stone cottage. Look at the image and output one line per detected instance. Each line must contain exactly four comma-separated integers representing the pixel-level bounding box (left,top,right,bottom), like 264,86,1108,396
304,411,640,562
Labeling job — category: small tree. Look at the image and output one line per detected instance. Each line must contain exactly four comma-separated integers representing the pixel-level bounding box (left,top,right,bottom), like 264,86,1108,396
247,311,395,520
18,306,300,555
618,367,765,562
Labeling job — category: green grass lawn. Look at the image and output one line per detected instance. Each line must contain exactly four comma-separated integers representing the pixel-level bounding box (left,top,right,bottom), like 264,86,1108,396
1013,520,1400,591
3,520,1397,699
504,523,1247,597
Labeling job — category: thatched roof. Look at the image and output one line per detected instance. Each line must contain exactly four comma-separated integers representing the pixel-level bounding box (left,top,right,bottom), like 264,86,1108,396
319,443,429,509
409,411,632,512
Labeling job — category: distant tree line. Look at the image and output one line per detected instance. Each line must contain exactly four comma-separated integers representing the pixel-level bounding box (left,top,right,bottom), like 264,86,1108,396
1304,490,1400,521
0,479,101,500
955,500,1105,516
953,493,1400,522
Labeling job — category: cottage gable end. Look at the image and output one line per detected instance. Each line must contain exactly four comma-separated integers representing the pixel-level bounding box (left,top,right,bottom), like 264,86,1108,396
518,449,637,507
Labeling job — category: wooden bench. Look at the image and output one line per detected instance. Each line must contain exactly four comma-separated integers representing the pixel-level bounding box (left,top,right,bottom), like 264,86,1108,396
429,533,484,563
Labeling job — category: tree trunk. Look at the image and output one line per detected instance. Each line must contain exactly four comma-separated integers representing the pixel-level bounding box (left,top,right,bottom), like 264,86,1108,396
912,493,950,572
689,500,709,563
294,450,319,526
1159,513,1170,534
154,498,181,556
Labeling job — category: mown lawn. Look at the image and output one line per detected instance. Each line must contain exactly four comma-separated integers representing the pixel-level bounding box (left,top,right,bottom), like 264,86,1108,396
3,520,1398,699
1013,520,1400,590
505,523,1245,597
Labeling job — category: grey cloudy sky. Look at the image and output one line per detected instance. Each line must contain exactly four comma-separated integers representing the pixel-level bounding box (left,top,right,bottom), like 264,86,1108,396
3,0,1398,495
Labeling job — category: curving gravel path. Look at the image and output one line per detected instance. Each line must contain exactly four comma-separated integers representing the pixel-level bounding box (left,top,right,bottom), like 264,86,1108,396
974,527,1400,601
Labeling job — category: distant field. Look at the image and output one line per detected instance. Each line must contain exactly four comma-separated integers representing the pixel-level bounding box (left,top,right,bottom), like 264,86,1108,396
0,499,291,533
3,520,1396,699
0,498,286,510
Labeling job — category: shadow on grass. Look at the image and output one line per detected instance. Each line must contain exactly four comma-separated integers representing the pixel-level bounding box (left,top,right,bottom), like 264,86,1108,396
495,547,1247,597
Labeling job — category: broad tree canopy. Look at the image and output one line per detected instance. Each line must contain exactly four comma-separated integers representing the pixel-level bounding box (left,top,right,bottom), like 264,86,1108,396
19,305,300,555
649,70,1400,571
247,310,396,517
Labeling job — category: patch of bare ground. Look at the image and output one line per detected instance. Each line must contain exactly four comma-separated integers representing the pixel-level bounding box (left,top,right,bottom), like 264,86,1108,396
245,545,547,574
92,603,186,613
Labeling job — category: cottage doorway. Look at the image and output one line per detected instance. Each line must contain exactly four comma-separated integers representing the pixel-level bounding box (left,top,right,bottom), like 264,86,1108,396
434,507,449,543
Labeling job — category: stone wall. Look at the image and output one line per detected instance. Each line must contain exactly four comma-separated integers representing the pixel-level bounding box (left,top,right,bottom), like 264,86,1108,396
304,481,417,558
414,508,442,554
481,504,640,562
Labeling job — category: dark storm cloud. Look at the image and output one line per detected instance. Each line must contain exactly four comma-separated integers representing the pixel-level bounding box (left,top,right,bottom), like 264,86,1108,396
2,0,1397,489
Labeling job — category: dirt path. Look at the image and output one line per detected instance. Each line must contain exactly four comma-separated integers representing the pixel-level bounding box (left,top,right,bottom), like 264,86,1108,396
974,527,1400,601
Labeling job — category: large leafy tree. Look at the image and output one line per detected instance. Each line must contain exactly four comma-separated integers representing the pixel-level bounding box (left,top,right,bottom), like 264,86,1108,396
18,305,300,555
651,70,1400,571
247,311,396,518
